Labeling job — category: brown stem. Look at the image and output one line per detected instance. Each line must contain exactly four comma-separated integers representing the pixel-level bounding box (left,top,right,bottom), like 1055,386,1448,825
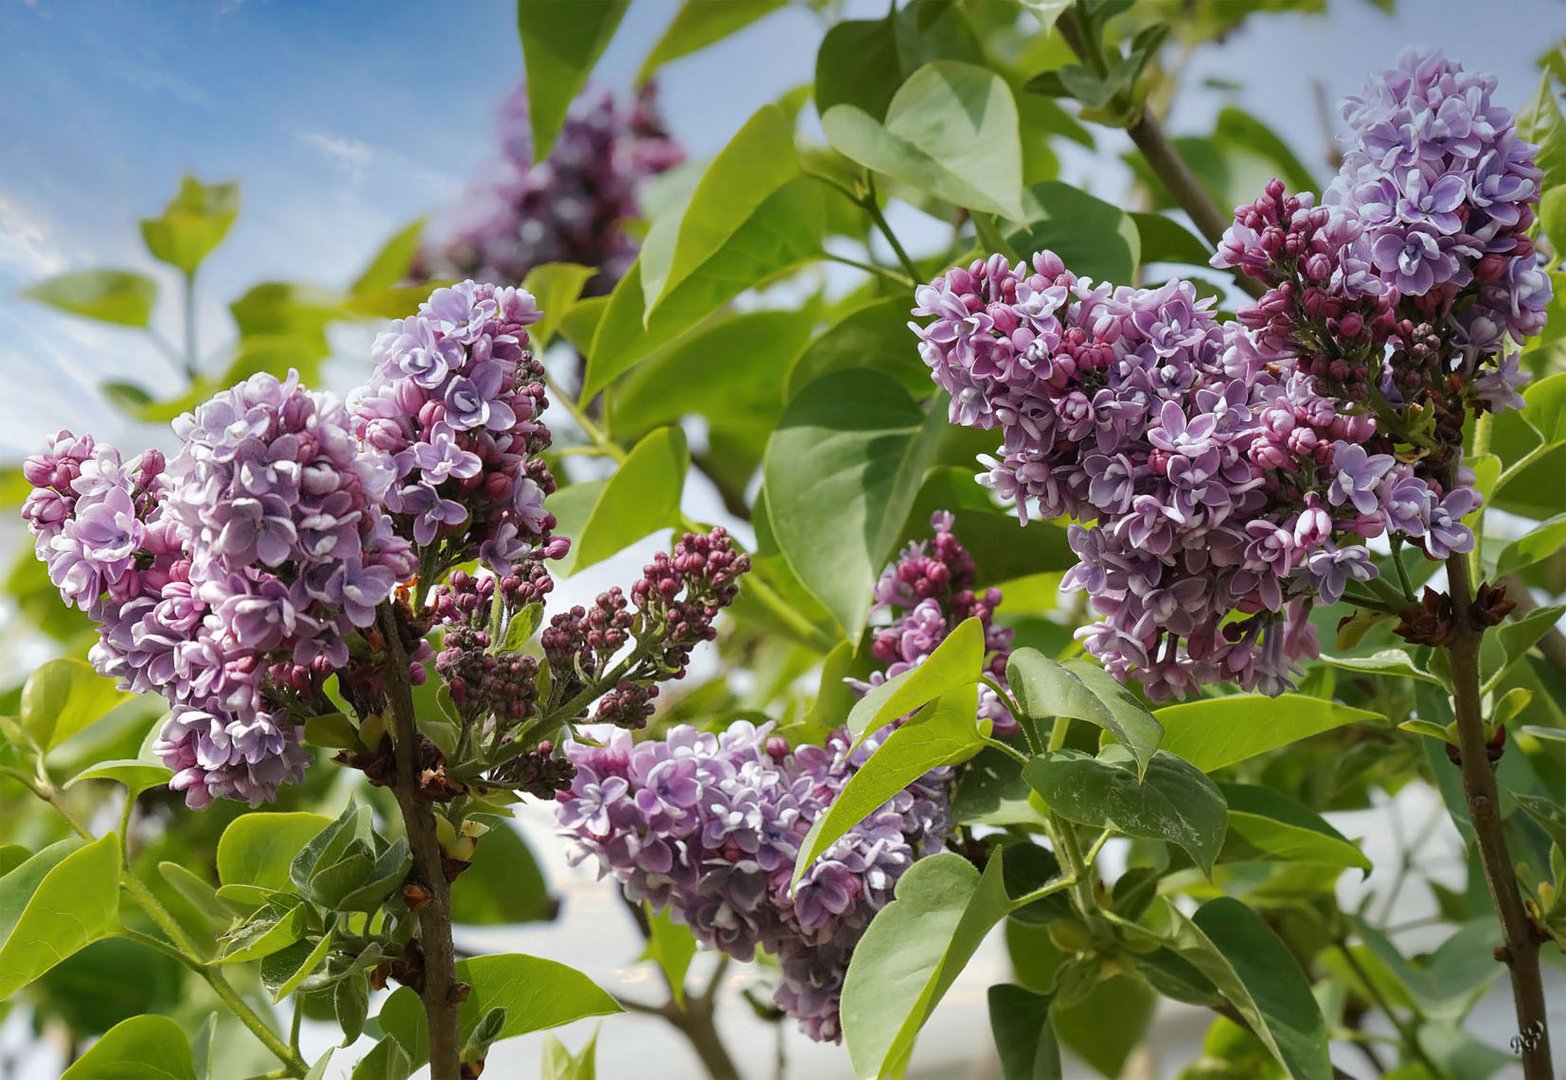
1445,554,1554,1078
379,604,464,1080
1055,12,1266,300
619,893,742,1079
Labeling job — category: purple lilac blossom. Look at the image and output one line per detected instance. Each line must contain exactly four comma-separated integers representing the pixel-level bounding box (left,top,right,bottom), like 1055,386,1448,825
421,83,683,293
556,721,951,1041
22,372,417,807
350,280,565,576
911,245,1471,701
854,511,1017,735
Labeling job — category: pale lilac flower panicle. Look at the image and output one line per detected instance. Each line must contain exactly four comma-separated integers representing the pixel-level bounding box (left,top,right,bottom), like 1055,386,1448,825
913,236,1478,699
556,722,951,1042
858,512,1017,735
351,281,562,576
422,83,683,292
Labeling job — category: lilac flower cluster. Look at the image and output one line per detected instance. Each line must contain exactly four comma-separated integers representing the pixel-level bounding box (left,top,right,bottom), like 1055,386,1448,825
541,529,749,730
351,281,566,576
421,83,683,292
23,373,416,806
1326,48,1549,347
1215,50,1550,421
856,511,1016,735
556,721,951,1041
912,253,1466,700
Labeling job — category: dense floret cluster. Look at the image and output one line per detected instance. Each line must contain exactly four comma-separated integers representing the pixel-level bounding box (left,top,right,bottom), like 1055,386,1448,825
911,48,1550,701
350,281,564,576
23,373,415,806
556,721,951,1041
421,83,683,292
856,511,1017,734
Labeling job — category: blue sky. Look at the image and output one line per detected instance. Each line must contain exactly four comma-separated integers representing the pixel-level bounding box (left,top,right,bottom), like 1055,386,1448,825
0,0,1559,458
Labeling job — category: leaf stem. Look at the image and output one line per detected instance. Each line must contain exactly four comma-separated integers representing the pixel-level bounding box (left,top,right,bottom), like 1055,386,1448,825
823,251,915,288
182,269,200,381
1334,941,1447,1079
981,736,1031,766
543,370,625,463
862,175,922,281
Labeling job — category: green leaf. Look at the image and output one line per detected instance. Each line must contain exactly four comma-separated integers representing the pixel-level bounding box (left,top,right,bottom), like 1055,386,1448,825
1496,513,1566,574
953,747,1048,828
795,684,984,888
613,308,812,444
516,0,630,161
786,297,929,401
841,851,1017,1078
822,61,1026,220
987,984,1062,1080
1018,0,1071,31
813,1,982,123
638,0,785,81
520,262,596,351
158,862,230,931
1352,919,1503,1023
22,270,158,327
583,179,823,399
351,219,425,295
60,1014,195,1080
642,904,697,1006
1213,108,1317,195
139,176,240,275
1169,897,1332,1080
1026,748,1227,874
1219,783,1371,871
1007,181,1140,283
19,656,132,752
451,819,555,925
1485,604,1566,691
352,1036,413,1080
216,811,332,891
1006,649,1162,776
1050,974,1157,1075
1519,73,1566,195
1318,648,1443,686
460,953,621,1044
640,105,798,315
844,616,985,742
541,1031,600,1080
1131,211,1211,266
763,369,946,636
567,426,688,574
215,898,306,964
0,835,122,1000
1153,694,1380,773
66,757,172,795
261,925,336,1002
1516,793,1566,853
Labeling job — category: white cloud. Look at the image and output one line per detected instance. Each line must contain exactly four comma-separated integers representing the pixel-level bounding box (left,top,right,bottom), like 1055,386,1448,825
106,60,214,107
297,130,374,179
0,191,71,279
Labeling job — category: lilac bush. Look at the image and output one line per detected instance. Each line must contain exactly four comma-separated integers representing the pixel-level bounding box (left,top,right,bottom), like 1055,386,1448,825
556,720,951,1042
420,83,683,292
